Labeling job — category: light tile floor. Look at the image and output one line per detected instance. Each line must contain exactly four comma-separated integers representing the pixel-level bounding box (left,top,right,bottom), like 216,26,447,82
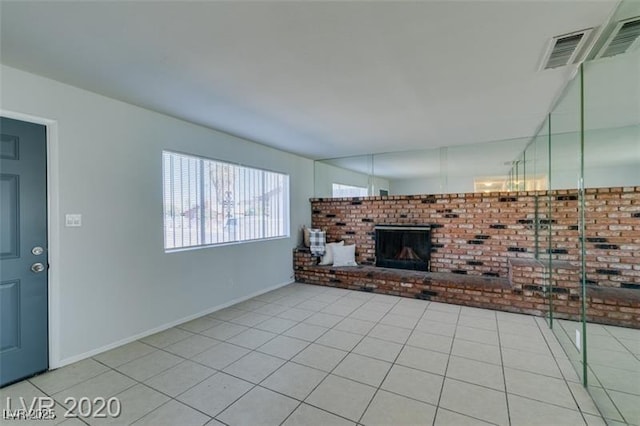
554,319,640,425
0,283,628,425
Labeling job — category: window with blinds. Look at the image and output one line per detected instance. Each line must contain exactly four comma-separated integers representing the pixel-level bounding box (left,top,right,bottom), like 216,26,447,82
332,183,368,198
162,151,290,251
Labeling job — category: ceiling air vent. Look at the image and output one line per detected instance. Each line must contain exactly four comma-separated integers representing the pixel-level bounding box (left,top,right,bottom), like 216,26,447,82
540,29,592,70
596,17,640,59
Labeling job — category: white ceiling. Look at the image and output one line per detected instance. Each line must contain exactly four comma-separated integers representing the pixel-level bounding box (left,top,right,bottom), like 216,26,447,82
0,0,620,159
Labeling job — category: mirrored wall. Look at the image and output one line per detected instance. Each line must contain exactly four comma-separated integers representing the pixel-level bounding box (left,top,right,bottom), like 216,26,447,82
544,33,640,424
313,1,639,421
314,136,531,198
502,6,639,421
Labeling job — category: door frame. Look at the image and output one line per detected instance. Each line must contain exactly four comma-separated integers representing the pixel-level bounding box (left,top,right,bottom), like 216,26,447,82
1,109,62,370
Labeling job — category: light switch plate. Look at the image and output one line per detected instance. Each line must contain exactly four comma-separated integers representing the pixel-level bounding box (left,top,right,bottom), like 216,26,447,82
65,214,82,227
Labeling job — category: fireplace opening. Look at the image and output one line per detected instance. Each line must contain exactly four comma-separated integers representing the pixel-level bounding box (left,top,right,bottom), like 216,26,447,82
375,225,431,271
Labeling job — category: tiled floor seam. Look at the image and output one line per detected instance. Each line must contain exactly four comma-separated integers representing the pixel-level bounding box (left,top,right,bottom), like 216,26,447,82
495,312,513,426
266,296,365,425
534,316,605,424
605,326,640,361
10,284,615,426
282,292,412,423
352,299,413,424
51,372,141,423
272,289,375,426
431,302,461,426
584,378,630,424
336,300,493,425
213,289,367,425
303,295,405,425
89,357,218,424
87,312,314,423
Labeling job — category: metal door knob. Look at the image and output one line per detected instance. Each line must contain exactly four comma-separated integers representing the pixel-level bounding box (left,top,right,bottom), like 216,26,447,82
31,263,45,273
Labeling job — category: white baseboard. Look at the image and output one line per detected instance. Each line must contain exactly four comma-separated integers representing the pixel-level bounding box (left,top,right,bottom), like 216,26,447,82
52,280,294,369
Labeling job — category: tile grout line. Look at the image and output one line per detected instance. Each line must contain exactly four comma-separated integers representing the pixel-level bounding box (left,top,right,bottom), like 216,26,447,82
601,322,640,364
171,291,330,424
364,300,437,422
100,287,330,424
276,288,377,425
150,290,513,425
495,309,512,426
219,286,383,423
17,284,627,426
287,288,393,423
287,289,420,423
349,295,412,425
21,286,319,425
202,287,338,424
533,316,609,424
582,363,629,424
88,356,218,425
203,288,340,424
430,302,462,426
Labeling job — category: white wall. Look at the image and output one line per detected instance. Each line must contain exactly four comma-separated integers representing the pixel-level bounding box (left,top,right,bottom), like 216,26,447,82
314,161,389,197
1,65,314,366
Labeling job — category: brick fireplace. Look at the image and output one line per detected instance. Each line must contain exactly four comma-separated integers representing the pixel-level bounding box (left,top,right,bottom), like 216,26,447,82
294,186,640,328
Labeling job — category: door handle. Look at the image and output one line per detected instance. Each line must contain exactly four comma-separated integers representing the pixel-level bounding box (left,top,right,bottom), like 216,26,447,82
31,263,46,273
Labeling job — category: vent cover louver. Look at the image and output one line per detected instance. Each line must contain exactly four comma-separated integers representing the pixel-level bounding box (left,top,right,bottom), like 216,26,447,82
596,17,640,59
540,29,592,70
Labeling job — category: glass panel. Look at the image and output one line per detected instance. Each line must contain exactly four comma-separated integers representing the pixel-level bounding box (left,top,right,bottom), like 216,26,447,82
314,154,377,198
533,117,553,326
523,137,548,192
582,26,640,422
445,138,529,194
548,65,586,384
532,119,550,192
375,149,441,195
314,137,531,197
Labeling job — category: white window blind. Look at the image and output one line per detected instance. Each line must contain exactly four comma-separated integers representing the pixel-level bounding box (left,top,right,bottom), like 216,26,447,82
163,151,290,251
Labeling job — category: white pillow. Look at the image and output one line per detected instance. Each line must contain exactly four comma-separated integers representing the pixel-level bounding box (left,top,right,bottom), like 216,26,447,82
332,244,357,267
318,241,344,265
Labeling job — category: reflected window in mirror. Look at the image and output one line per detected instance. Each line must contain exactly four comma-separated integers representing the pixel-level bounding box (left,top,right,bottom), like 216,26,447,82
332,183,368,198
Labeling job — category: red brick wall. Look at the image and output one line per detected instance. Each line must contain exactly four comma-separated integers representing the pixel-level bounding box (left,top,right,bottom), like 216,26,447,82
310,187,640,289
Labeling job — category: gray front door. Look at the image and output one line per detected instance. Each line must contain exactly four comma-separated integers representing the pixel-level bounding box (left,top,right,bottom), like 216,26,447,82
0,117,48,387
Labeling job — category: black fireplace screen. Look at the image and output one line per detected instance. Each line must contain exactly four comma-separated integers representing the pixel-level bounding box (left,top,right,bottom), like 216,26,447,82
375,225,431,271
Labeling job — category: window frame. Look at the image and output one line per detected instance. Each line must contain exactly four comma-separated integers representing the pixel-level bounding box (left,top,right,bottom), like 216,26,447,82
162,150,291,252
